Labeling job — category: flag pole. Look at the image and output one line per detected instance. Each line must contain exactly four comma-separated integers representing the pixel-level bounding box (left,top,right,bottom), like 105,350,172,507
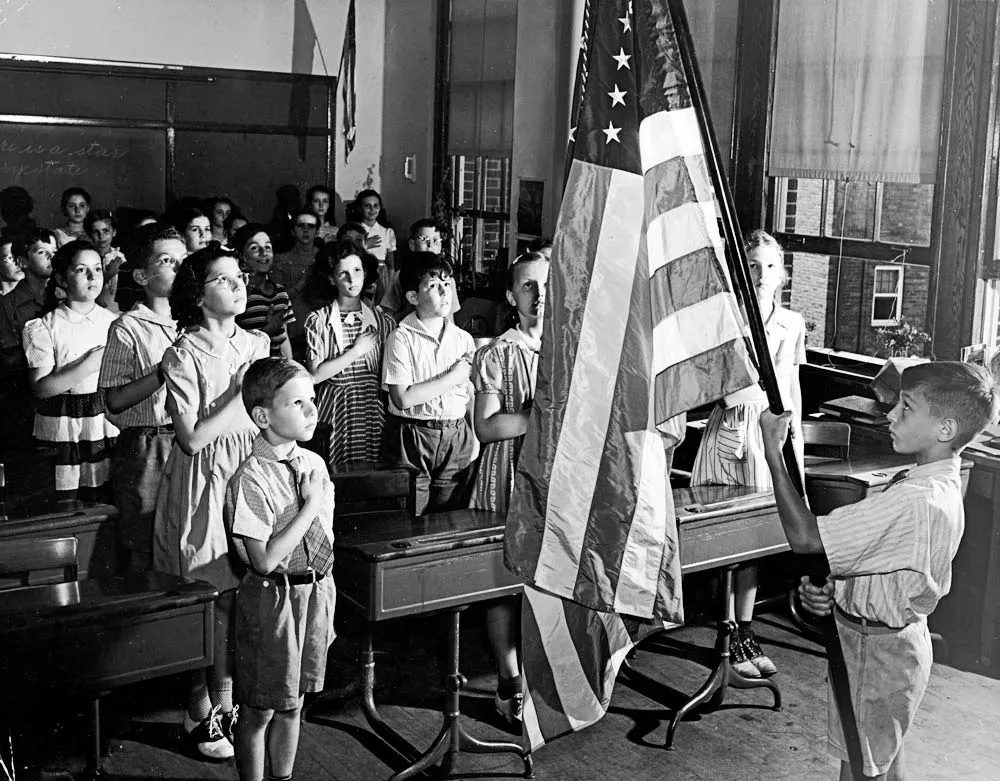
663,1,866,777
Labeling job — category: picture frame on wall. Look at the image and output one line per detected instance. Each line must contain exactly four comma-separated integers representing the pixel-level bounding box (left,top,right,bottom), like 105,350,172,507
516,177,544,238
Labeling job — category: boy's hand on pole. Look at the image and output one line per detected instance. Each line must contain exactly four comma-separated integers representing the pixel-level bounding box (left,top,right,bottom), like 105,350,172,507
759,409,793,455
798,575,835,616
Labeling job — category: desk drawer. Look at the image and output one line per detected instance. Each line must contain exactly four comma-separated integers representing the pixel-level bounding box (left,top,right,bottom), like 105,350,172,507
338,543,522,621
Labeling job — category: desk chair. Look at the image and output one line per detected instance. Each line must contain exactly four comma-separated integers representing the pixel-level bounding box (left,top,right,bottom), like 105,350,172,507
0,537,79,779
0,536,78,590
801,419,851,461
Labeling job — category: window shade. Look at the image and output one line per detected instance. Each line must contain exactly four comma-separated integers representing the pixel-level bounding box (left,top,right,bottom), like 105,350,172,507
768,0,948,184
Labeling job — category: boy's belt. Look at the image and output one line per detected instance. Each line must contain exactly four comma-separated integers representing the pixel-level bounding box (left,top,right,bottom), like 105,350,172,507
266,569,327,586
390,415,464,429
835,605,896,630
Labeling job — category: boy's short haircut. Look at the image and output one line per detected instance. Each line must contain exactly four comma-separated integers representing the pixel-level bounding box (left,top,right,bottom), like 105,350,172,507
400,252,453,295
901,361,999,448
336,221,367,241
10,227,56,259
507,250,548,290
242,357,312,415
292,207,320,225
409,218,440,238
133,224,183,270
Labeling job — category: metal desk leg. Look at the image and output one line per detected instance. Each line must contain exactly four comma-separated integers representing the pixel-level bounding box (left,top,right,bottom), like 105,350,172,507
389,609,532,781
665,566,782,750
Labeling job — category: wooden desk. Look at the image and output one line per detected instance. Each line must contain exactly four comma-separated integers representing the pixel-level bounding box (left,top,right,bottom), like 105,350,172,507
333,494,791,760
330,509,530,780
0,501,118,581
0,572,217,775
804,452,916,514
936,442,1000,670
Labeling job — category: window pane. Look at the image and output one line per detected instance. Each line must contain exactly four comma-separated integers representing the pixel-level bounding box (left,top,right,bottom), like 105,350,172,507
878,183,933,245
825,181,877,240
874,269,899,294
872,297,899,322
773,177,824,235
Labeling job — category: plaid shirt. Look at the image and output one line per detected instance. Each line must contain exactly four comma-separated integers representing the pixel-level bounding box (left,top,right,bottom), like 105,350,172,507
226,435,336,574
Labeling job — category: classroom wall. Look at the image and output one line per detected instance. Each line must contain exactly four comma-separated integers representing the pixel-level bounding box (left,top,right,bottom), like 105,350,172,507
379,0,438,240
508,0,578,265
0,0,385,217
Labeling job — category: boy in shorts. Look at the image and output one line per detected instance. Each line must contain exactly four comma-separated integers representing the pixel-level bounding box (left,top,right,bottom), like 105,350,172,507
760,362,998,779
226,357,337,781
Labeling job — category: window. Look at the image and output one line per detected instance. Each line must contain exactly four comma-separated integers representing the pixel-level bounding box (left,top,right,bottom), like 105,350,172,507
871,265,904,326
448,154,512,284
773,178,933,247
770,176,933,354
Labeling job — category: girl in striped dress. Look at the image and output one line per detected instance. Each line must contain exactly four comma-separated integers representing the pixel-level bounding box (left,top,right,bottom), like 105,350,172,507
690,229,806,680
22,239,119,501
469,251,549,726
305,239,396,468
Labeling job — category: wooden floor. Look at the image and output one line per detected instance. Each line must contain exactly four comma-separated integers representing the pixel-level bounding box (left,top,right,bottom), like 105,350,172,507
23,607,1000,781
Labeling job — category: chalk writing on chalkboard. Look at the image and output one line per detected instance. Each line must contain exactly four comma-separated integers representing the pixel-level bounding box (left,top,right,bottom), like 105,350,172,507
0,125,166,223
0,138,130,178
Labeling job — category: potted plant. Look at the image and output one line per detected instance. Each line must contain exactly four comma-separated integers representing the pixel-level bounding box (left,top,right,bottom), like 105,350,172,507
875,319,931,358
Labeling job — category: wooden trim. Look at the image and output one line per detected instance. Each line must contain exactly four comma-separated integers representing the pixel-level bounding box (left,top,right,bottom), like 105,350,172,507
431,0,453,201
926,0,1000,359
731,0,778,233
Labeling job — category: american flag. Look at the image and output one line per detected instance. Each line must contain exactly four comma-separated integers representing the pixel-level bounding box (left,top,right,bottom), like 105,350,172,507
506,0,757,750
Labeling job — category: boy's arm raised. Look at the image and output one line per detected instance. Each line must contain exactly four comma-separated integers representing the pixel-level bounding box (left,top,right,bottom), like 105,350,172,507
389,354,471,410
760,409,825,554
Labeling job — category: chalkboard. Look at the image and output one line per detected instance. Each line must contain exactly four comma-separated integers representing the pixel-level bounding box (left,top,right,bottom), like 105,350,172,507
0,124,167,226
0,59,334,234
173,132,328,224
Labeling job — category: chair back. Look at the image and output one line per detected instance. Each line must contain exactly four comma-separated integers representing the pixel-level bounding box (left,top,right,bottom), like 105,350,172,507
801,420,852,461
330,462,416,531
0,536,79,590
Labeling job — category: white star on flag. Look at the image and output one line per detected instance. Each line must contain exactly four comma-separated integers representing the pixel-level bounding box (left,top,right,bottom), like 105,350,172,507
618,15,631,32
607,84,627,107
569,126,577,142
602,122,621,143
612,48,631,70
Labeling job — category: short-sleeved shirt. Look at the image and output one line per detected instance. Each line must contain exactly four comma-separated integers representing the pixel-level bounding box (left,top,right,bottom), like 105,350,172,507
724,306,805,409
236,281,295,356
364,223,396,262
22,303,117,394
161,325,269,425
816,456,965,628
382,311,474,421
227,435,336,573
98,303,178,428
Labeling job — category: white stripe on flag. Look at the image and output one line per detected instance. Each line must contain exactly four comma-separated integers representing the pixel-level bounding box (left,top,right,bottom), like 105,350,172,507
645,201,725,278
534,166,644,594
638,107,704,172
612,430,668,616
652,292,746,374
528,588,604,731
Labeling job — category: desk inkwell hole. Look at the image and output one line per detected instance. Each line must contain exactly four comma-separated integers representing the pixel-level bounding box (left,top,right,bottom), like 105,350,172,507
391,541,411,550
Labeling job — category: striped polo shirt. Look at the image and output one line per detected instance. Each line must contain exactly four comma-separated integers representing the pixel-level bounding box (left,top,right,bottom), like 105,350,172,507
816,456,965,627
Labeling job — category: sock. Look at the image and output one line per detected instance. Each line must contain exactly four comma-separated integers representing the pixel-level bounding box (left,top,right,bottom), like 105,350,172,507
270,775,293,781
211,680,234,714
188,684,211,722
736,621,755,642
497,675,522,700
